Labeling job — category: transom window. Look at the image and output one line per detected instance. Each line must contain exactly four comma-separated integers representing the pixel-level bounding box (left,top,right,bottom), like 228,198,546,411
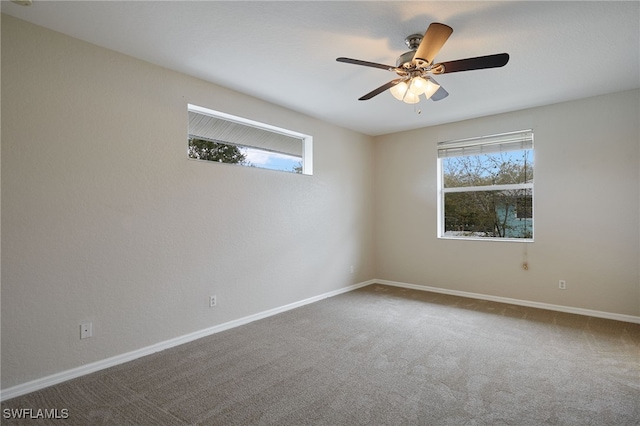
188,104,312,175
437,130,534,241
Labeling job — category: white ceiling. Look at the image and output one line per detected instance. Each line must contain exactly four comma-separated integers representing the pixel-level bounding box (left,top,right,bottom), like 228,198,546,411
2,1,639,136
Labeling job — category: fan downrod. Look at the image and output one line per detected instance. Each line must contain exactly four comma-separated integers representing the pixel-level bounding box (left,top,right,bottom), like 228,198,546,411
404,33,423,50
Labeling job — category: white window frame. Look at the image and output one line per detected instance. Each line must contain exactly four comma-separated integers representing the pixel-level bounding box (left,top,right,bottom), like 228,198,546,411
437,130,534,242
188,104,313,175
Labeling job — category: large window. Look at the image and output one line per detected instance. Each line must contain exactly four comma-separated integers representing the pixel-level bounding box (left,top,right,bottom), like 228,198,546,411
188,104,313,175
437,130,534,241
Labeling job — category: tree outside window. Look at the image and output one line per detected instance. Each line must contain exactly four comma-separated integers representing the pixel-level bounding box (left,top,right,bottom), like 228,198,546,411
188,138,248,164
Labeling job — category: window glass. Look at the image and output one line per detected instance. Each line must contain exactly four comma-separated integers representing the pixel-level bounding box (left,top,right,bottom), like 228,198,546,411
188,104,312,175
438,130,534,240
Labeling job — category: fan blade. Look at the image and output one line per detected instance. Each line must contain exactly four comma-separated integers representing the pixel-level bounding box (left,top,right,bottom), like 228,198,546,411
427,77,448,101
413,23,453,65
433,53,509,74
358,78,404,101
336,57,397,71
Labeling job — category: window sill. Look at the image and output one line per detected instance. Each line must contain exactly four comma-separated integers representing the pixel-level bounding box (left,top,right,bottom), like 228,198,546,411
438,236,534,243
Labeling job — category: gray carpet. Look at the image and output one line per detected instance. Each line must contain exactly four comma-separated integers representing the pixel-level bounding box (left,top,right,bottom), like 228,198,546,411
2,284,639,425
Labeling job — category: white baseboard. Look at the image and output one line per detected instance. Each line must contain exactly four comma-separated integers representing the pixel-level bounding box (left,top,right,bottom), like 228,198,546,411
0,279,376,402
375,279,640,324
3,277,636,401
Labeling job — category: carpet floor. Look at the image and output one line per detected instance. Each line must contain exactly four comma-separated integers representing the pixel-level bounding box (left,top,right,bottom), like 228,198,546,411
2,284,639,425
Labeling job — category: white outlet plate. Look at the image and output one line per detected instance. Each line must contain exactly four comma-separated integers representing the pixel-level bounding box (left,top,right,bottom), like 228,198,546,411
80,322,92,339
209,295,217,307
559,280,566,290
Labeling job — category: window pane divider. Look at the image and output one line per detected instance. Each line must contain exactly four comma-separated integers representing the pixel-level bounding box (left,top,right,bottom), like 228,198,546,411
442,183,533,193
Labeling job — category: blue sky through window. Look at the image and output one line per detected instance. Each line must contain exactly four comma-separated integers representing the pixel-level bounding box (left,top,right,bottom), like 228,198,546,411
243,147,302,173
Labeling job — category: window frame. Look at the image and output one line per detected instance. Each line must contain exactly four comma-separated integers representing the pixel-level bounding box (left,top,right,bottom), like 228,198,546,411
187,104,313,175
436,130,534,242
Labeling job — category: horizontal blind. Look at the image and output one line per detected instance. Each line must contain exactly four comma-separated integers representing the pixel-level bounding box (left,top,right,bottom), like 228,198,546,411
438,130,533,158
189,110,303,157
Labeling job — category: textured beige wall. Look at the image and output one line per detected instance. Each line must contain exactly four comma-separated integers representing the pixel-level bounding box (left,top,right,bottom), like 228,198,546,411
1,15,376,389
374,89,640,316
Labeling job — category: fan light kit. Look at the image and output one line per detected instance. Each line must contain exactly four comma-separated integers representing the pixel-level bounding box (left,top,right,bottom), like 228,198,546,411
337,23,510,105
390,75,441,104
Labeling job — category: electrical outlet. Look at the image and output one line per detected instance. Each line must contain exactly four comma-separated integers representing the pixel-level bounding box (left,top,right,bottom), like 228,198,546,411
559,280,566,290
350,265,354,274
209,295,217,307
80,322,92,339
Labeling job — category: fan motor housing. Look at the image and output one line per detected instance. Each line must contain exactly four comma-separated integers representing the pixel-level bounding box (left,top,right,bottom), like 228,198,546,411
397,33,424,68
396,50,416,68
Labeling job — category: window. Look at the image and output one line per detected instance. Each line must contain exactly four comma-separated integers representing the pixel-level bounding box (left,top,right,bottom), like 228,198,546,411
437,130,534,241
187,104,312,175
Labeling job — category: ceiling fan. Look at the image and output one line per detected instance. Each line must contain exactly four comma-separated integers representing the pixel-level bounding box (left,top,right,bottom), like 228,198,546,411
337,23,509,104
